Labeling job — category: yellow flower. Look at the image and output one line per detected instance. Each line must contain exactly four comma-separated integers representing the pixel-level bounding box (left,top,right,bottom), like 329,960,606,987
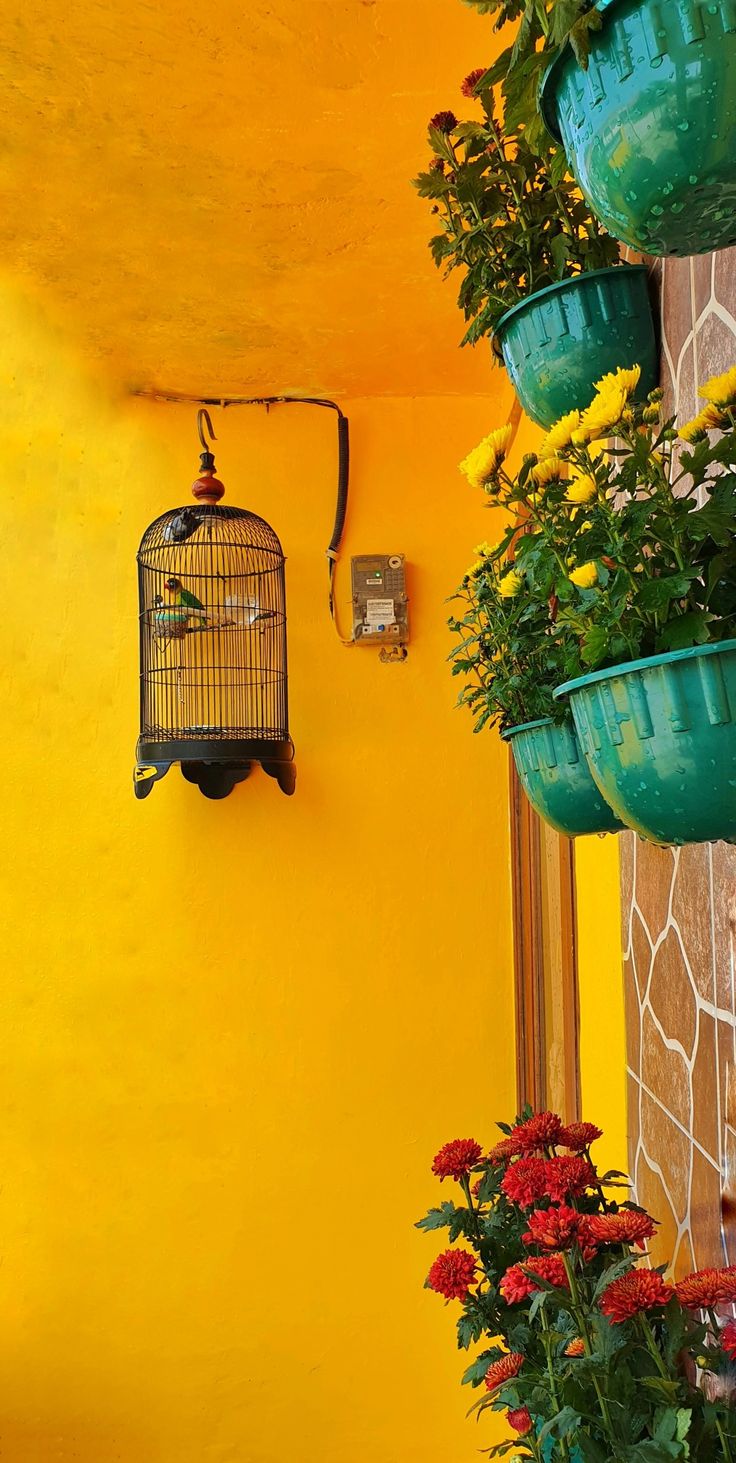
473,539,501,558
679,403,727,442
702,403,727,428
459,424,514,489
468,560,485,577
574,386,628,443
531,456,566,488
594,364,642,398
699,365,736,408
537,410,581,458
498,569,522,598
566,474,597,504
569,561,599,589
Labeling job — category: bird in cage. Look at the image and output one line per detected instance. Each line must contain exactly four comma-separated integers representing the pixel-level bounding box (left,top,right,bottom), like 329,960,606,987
162,507,199,545
163,575,209,630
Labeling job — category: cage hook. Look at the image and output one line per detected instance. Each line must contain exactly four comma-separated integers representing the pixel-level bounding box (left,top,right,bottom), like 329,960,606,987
197,408,217,451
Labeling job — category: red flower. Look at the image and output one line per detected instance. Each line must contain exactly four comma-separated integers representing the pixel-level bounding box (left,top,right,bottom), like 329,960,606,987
565,1337,585,1357
484,1352,524,1391
544,1155,597,1203
432,1138,483,1182
511,1111,564,1154
429,110,457,134
523,1253,570,1291
489,1136,522,1166
501,1157,548,1209
588,1210,657,1250
500,1264,535,1304
429,157,446,174
558,1122,603,1152
427,1249,477,1301
599,1268,673,1323
676,1267,736,1309
523,1204,593,1252
722,1321,736,1360
508,1408,533,1436
500,1253,569,1304
461,68,487,98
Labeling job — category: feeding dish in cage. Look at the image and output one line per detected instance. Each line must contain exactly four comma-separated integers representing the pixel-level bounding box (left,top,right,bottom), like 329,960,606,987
134,410,296,800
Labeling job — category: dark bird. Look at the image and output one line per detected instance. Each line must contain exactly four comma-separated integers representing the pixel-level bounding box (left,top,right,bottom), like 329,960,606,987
163,508,199,544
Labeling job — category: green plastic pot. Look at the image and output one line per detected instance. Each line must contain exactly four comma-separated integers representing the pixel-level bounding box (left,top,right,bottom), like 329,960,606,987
556,640,736,846
493,265,658,429
540,0,736,257
503,715,623,837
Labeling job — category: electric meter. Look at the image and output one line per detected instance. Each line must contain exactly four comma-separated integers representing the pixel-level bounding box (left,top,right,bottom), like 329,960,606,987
350,554,409,647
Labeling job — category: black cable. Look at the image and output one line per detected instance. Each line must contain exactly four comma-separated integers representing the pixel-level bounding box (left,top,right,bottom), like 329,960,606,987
132,389,351,631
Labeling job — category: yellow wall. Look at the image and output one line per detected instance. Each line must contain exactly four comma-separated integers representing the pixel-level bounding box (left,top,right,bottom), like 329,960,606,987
1,276,527,1463
575,838,628,1176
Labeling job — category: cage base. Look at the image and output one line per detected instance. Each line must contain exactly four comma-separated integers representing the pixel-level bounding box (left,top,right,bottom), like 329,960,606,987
134,737,296,800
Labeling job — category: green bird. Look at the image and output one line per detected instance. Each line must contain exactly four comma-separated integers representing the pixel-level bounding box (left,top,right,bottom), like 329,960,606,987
163,576,208,630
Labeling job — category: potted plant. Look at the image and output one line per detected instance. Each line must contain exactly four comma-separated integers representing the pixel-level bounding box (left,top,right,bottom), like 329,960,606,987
459,0,736,259
420,1111,736,1460
450,424,622,836
550,368,736,845
470,363,736,845
414,85,657,428
539,0,736,258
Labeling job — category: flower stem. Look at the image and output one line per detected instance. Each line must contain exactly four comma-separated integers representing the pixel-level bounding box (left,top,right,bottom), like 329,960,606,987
637,1313,669,1379
540,1306,571,1463
460,1174,482,1247
716,1413,735,1463
562,1254,620,1453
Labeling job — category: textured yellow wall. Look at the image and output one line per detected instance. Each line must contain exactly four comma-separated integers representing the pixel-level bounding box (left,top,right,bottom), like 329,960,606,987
575,838,628,1175
0,0,501,399
1,276,525,1463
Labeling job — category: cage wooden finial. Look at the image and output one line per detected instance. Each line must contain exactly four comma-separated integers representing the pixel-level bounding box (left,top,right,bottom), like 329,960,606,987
191,407,225,504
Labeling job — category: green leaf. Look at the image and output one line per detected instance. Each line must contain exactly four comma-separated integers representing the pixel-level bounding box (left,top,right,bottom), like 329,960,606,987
457,1311,485,1351
641,1379,681,1403
416,1201,476,1241
635,575,692,612
461,1350,501,1387
656,612,713,652
591,1253,637,1301
537,1406,582,1444
577,1436,607,1463
675,1409,692,1443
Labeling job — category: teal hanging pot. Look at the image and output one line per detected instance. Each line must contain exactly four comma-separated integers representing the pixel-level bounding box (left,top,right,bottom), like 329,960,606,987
503,715,623,837
540,0,736,257
556,640,736,846
493,265,658,430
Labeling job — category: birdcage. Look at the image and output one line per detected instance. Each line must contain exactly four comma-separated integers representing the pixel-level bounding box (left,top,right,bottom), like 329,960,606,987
134,412,295,800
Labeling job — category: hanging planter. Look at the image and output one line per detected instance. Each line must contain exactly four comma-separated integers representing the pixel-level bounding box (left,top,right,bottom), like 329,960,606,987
493,264,658,429
540,0,736,258
556,640,736,846
503,715,623,838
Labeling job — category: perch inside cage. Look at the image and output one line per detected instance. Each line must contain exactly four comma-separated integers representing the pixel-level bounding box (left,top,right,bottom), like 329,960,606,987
134,411,296,800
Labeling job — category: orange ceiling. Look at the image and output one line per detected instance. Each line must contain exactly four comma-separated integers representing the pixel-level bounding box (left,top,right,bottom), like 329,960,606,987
0,0,507,399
